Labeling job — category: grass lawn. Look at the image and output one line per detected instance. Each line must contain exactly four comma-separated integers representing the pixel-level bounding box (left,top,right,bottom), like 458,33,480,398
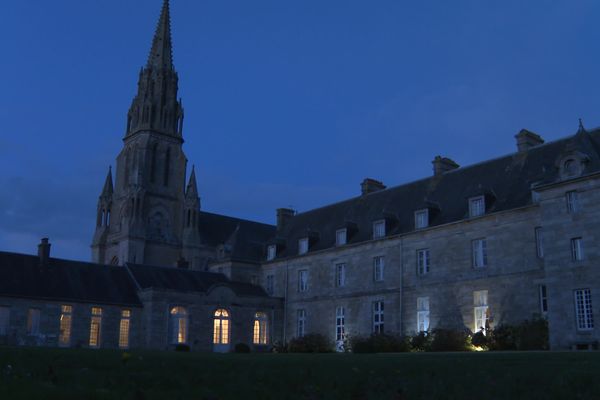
1,347,600,399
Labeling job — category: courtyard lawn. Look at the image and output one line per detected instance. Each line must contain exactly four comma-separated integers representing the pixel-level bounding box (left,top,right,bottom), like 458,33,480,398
1,347,599,400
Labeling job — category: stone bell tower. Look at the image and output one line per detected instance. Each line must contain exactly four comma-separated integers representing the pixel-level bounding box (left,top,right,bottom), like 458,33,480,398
92,0,192,266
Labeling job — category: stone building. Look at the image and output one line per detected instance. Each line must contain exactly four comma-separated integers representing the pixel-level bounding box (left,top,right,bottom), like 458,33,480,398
1,0,599,351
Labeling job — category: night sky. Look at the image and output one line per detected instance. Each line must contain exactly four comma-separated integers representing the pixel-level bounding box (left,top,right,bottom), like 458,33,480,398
1,0,599,261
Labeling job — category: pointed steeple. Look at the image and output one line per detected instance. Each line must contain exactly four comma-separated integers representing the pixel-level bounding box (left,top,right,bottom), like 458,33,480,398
102,166,113,196
578,118,587,134
186,165,199,198
147,0,174,70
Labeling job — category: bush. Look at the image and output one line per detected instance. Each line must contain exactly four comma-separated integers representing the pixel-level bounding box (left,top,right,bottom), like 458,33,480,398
288,334,332,353
516,318,549,350
350,333,410,353
488,324,517,351
271,340,288,353
429,328,470,352
410,331,432,352
471,329,489,349
174,343,190,352
234,343,250,353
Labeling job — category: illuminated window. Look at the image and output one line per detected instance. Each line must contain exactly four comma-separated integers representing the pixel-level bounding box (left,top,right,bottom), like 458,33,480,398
469,196,485,217
535,227,544,258
415,209,429,229
89,307,103,348
373,220,385,239
539,285,548,316
373,256,384,282
566,191,579,213
119,309,131,349
253,312,268,345
170,306,188,344
0,306,9,335
472,238,487,268
335,263,346,287
27,308,41,335
417,297,430,332
267,245,276,261
298,270,308,292
473,290,488,334
59,305,72,347
265,274,274,295
575,289,594,330
417,249,430,275
335,307,345,342
372,301,384,333
213,309,230,345
571,237,584,261
336,229,347,246
298,238,309,255
296,309,306,337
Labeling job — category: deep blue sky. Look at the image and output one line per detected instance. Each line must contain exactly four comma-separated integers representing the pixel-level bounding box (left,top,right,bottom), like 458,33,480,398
1,0,599,261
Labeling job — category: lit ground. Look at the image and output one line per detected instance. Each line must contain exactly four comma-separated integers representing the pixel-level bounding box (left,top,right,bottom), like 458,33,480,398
1,347,599,399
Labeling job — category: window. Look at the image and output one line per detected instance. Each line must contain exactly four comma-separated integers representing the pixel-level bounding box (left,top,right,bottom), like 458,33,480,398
119,310,131,349
373,220,386,239
27,308,41,335
417,297,430,332
89,307,103,348
373,256,385,282
539,285,548,316
335,263,346,287
571,237,584,261
473,290,488,334
297,309,306,337
469,196,485,217
59,305,72,347
472,238,488,268
213,309,230,345
417,249,430,275
266,274,274,295
566,191,579,213
372,301,384,333
253,312,268,345
335,307,345,342
170,306,188,344
0,306,9,335
575,289,594,330
267,245,276,261
535,227,544,258
415,209,429,229
298,270,309,292
163,148,170,186
336,229,347,246
298,238,309,255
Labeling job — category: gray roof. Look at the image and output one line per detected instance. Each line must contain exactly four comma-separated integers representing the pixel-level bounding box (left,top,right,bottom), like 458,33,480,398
271,129,600,259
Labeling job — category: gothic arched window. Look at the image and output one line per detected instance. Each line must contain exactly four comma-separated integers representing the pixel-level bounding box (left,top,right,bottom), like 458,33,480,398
213,309,230,345
169,306,188,344
164,148,170,187
253,312,268,345
150,143,158,183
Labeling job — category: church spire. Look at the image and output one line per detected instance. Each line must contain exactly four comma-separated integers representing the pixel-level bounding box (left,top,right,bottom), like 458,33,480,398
101,166,113,196
186,165,199,199
147,0,174,70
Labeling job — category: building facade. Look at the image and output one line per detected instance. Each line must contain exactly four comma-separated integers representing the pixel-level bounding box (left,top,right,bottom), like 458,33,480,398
1,0,599,351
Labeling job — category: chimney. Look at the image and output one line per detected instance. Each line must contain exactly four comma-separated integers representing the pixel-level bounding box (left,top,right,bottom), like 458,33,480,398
176,257,189,269
432,156,460,176
38,238,51,267
515,129,544,152
276,208,295,231
361,178,386,196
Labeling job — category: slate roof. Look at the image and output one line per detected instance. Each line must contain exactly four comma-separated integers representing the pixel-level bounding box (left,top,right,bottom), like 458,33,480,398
0,252,142,306
271,129,600,258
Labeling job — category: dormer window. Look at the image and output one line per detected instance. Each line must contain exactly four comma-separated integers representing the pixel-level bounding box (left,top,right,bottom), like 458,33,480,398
336,229,347,246
415,209,429,229
267,245,276,261
373,220,386,239
469,196,485,218
298,238,309,255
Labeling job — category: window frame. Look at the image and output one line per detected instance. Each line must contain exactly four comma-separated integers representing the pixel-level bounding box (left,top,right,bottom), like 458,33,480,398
535,227,544,259
59,305,72,347
296,309,306,338
417,297,430,333
472,238,488,268
119,309,131,349
417,248,430,275
571,237,584,261
213,308,230,345
373,256,385,282
335,263,346,287
335,306,345,342
336,228,347,246
169,306,188,345
372,301,384,334
414,209,429,229
298,269,309,293
566,191,579,213
574,289,594,331
539,285,548,316
372,220,386,239
265,274,275,295
267,245,277,261
89,306,103,348
253,312,269,345
26,308,41,336
298,238,309,255
469,195,485,218
473,290,489,334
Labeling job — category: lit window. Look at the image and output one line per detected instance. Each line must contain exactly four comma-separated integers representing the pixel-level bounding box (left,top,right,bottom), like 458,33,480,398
535,227,544,258
298,270,309,292
372,301,384,333
575,289,594,330
170,306,188,344
566,191,579,213
539,285,548,316
373,220,386,239
0,306,10,336
298,238,309,255
266,274,274,295
335,307,345,342
417,249,430,275
415,209,429,229
253,312,269,345
297,309,306,337
336,229,347,246
335,263,346,287
213,309,230,344
89,307,103,348
417,297,430,332
571,237,584,261
59,305,72,347
267,245,276,261
472,238,488,268
373,256,385,282
469,196,485,218
27,309,41,335
119,309,131,349
473,290,488,334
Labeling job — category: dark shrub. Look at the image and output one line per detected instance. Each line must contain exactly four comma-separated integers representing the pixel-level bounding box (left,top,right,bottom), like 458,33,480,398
272,340,288,353
471,329,488,349
174,343,190,352
350,333,410,353
234,343,250,353
410,331,432,352
288,334,332,353
488,324,517,351
429,328,470,352
516,318,549,350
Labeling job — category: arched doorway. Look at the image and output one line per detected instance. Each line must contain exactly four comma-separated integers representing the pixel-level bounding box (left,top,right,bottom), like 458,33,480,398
213,309,230,352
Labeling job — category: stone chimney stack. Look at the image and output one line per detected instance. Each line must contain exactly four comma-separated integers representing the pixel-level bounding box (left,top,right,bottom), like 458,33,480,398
38,238,51,267
432,156,460,176
276,208,295,231
361,178,386,196
515,129,544,152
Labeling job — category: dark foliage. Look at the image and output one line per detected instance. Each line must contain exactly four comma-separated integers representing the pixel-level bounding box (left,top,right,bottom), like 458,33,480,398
471,329,489,349
174,344,190,352
288,334,333,353
488,324,517,351
410,331,432,352
351,333,411,353
234,343,250,353
429,328,471,352
488,318,548,351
